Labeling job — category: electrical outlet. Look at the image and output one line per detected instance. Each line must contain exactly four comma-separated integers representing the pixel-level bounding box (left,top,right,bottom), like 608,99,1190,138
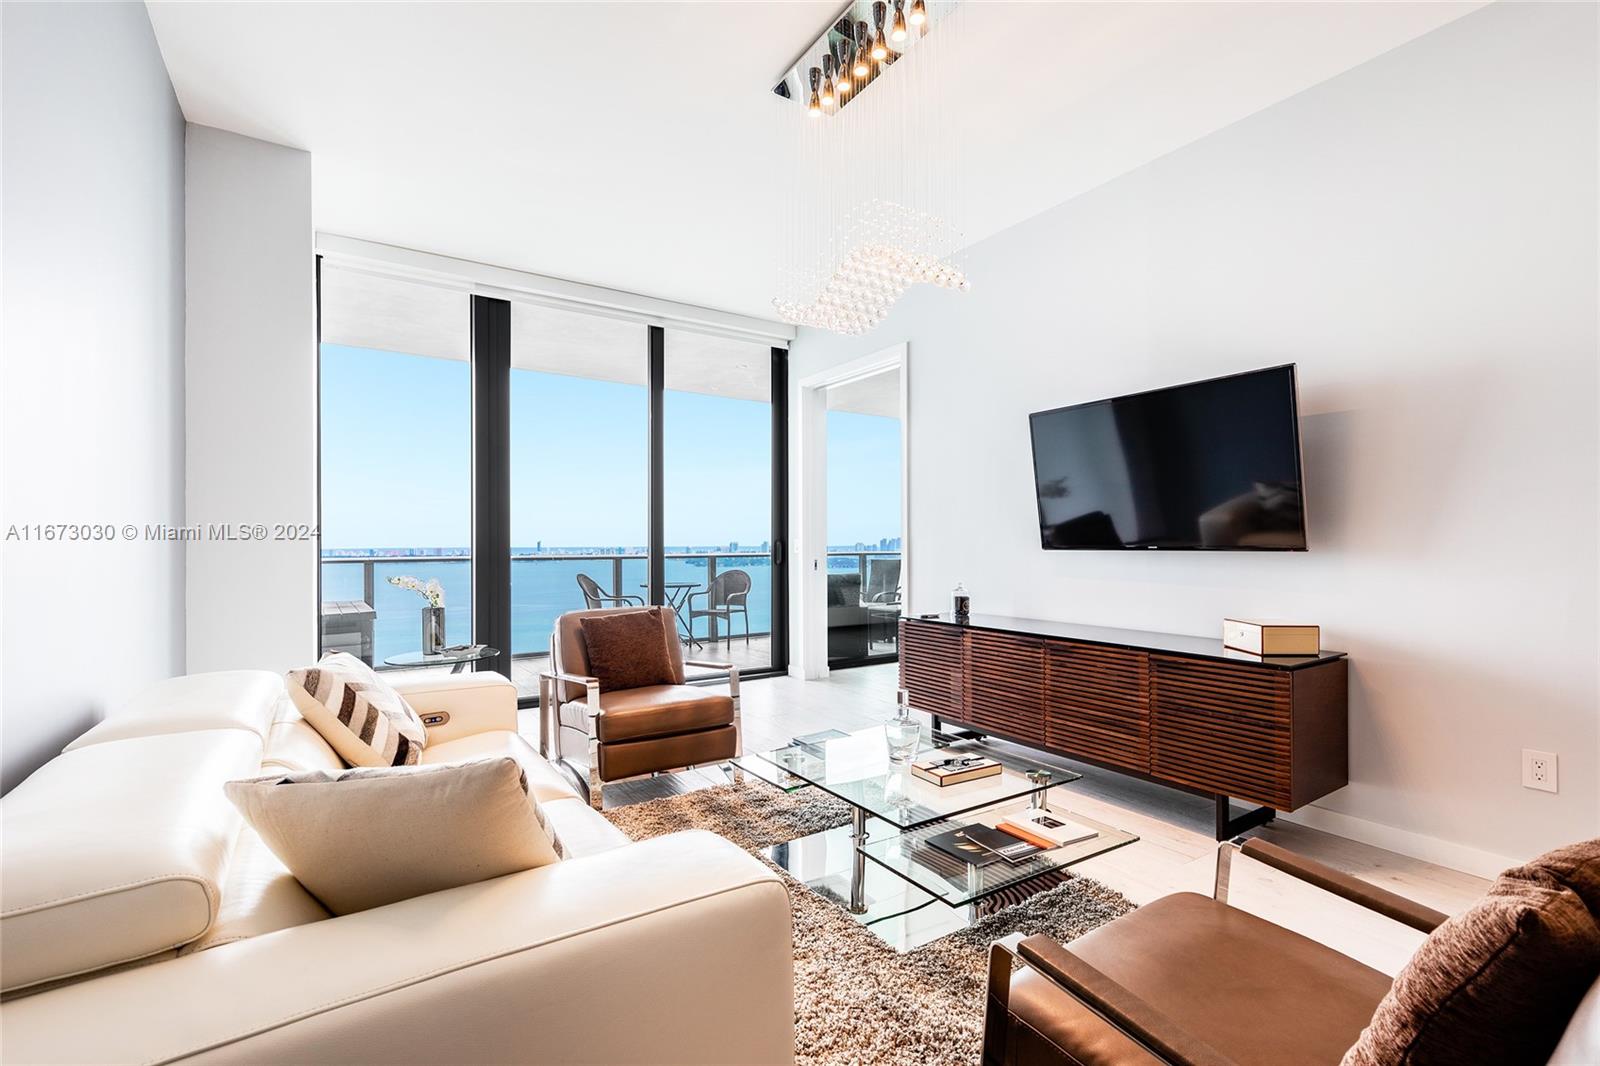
1522,749,1558,794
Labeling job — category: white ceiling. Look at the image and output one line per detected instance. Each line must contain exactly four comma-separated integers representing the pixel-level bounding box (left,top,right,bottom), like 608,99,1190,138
147,1,1480,322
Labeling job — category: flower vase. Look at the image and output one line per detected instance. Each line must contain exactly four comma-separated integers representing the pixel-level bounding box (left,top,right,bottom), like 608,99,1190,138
422,606,446,655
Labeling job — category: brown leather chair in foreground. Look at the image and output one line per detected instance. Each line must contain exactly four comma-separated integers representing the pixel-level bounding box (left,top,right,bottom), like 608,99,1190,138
983,837,1600,1066
538,606,741,808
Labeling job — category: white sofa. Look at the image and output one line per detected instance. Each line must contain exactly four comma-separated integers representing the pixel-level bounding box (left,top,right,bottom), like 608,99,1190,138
0,670,795,1065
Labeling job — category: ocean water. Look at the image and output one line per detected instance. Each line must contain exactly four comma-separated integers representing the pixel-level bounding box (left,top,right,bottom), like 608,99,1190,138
322,554,884,664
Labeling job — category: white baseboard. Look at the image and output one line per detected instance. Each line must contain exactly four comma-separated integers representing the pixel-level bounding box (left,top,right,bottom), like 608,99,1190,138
1277,804,1519,880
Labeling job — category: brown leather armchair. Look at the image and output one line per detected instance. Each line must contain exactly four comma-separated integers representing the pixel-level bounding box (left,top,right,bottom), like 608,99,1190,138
983,838,1451,1066
537,606,742,809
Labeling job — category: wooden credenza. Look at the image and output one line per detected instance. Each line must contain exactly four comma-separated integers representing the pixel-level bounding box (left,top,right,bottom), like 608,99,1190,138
899,614,1348,839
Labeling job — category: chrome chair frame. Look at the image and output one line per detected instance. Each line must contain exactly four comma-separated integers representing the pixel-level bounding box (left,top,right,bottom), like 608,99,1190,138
537,629,743,810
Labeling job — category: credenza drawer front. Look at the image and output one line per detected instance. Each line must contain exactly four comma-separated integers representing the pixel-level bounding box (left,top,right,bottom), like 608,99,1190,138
899,620,964,717
1151,656,1292,809
1045,643,1150,772
963,630,1046,740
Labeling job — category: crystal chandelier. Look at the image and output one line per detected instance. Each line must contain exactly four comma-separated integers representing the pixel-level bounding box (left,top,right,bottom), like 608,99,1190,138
772,1,968,336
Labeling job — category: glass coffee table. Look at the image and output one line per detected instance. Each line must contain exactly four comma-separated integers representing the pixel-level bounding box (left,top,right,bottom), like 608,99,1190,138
736,726,1137,949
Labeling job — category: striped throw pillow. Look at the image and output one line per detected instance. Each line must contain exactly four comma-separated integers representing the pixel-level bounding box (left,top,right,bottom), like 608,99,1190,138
285,652,426,768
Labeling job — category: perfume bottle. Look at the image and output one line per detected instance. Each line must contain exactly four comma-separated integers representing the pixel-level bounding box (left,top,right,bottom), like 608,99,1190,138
951,581,971,622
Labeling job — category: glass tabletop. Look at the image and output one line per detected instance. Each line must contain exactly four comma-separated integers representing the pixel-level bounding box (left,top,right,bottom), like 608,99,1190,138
735,726,1079,830
383,645,498,668
859,802,1138,906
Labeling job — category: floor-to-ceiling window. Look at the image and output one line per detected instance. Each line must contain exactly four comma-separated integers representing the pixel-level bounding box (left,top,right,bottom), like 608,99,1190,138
825,369,902,667
508,305,649,699
663,330,780,676
316,258,788,700
317,266,471,673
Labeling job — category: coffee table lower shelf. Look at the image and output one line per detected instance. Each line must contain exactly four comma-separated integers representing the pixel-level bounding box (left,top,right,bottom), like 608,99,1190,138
756,805,1137,952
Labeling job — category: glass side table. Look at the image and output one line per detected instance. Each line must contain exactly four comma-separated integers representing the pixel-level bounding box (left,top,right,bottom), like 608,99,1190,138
383,645,498,674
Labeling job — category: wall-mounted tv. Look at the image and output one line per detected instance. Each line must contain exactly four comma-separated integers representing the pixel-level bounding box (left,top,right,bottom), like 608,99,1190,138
1029,365,1306,551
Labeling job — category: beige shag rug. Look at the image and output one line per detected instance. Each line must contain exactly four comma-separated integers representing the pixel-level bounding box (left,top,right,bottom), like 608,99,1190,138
604,781,1136,1066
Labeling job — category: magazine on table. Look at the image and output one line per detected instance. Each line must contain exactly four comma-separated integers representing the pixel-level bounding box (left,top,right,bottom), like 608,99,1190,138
924,824,1044,866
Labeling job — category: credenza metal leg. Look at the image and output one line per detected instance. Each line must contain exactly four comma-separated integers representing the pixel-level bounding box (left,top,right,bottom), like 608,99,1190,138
1215,795,1275,841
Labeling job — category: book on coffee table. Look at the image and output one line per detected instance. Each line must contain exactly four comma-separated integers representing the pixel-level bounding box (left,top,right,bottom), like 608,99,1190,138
996,808,1099,849
925,824,1043,866
911,753,1002,786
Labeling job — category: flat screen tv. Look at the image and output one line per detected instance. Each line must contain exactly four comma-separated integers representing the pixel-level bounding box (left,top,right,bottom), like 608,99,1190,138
1029,365,1306,550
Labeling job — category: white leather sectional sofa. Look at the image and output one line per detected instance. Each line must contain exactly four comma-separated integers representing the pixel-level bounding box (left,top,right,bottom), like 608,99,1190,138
0,670,795,1064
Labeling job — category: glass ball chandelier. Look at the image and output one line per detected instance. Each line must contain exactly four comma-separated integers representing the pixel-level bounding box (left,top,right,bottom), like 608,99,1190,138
772,1,968,336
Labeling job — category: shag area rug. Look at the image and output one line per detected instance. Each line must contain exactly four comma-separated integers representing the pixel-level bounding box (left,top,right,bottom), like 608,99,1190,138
604,781,1136,1066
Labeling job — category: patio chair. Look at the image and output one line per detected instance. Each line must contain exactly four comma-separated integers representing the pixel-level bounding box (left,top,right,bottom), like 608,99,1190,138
575,572,643,610
686,569,752,646
864,556,902,604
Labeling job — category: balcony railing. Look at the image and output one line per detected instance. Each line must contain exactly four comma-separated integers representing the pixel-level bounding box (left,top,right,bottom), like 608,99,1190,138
319,550,901,668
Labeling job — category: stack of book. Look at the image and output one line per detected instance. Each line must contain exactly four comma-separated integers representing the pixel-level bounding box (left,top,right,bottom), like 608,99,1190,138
924,808,1099,867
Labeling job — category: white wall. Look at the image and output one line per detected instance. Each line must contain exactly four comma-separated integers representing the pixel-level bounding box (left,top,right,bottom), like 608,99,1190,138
185,126,317,674
790,2,1598,873
1,3,186,793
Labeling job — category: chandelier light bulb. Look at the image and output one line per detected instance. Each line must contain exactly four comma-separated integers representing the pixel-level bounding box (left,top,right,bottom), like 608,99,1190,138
854,23,871,77
807,66,822,116
871,2,889,59
821,56,835,106
890,0,908,43
909,0,927,27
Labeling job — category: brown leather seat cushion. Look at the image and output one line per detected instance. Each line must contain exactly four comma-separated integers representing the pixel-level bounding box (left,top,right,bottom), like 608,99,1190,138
594,685,735,742
1067,892,1392,1066
598,724,737,780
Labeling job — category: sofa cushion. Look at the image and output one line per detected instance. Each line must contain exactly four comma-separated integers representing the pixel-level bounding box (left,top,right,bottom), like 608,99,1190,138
63,670,285,750
592,685,736,742
1343,869,1600,1066
285,652,426,768
260,710,344,775
0,730,261,993
420,730,579,803
226,757,560,915
579,608,679,691
539,797,631,858
179,824,331,954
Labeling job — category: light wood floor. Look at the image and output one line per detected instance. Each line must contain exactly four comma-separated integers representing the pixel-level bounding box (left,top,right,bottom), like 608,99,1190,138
523,663,1489,976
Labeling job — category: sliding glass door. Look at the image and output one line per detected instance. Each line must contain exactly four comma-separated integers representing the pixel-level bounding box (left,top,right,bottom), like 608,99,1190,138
316,259,788,702
317,266,471,676
825,368,902,668
507,306,649,699
664,330,779,676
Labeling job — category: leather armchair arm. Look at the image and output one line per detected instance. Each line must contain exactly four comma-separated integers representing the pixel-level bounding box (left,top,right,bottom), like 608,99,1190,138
1238,839,1448,933
388,671,516,744
684,660,741,700
0,832,795,1066
1014,936,1240,1066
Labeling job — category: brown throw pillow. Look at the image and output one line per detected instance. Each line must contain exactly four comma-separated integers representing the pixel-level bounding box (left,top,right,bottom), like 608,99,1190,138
1518,838,1600,915
1342,863,1600,1066
580,608,678,692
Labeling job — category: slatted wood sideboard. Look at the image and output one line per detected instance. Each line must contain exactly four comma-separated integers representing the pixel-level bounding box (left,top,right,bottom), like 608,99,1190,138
898,614,1348,840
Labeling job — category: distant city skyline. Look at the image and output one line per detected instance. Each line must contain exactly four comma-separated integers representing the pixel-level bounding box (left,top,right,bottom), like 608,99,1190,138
320,344,902,551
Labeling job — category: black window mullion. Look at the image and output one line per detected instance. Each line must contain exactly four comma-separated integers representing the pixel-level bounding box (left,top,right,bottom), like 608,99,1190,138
471,295,512,675
770,346,789,672
648,325,666,606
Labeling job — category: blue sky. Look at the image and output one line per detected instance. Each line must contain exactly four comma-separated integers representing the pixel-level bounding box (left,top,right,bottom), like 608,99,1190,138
320,344,902,549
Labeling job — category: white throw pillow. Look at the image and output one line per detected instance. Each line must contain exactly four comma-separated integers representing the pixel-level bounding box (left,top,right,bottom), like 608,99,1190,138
285,652,426,767
225,756,561,915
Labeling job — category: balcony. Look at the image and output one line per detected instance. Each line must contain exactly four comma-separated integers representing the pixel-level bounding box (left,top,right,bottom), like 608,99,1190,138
320,550,902,696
